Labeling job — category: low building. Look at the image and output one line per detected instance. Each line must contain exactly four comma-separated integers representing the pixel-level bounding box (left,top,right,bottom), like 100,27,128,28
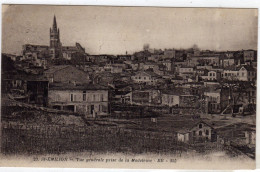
161,60,173,71
201,70,220,81
216,123,255,148
177,120,215,143
243,50,255,62
178,66,194,74
142,62,159,71
196,65,213,71
2,74,49,106
161,89,183,107
27,76,49,106
104,63,125,73
179,95,200,108
131,71,160,85
164,49,176,59
171,76,185,84
220,58,235,67
222,65,256,82
204,88,221,114
132,88,161,105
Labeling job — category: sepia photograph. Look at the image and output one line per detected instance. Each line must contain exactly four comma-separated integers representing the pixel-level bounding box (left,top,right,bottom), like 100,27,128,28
0,5,258,169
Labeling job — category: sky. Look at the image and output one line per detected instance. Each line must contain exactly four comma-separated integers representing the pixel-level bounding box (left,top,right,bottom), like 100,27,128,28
2,5,258,55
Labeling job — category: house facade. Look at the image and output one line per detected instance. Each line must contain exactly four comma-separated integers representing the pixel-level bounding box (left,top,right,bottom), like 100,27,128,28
243,50,254,62
48,84,109,117
162,93,180,107
222,66,255,82
177,121,214,143
204,89,221,114
131,71,159,85
201,70,219,81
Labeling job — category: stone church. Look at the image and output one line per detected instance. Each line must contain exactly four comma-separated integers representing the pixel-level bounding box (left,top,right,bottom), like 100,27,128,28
22,15,86,62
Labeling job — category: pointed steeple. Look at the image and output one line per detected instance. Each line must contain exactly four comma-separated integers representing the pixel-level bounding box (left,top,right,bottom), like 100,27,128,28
52,15,57,31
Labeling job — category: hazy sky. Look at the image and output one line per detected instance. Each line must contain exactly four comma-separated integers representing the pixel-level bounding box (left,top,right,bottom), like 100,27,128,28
2,5,258,55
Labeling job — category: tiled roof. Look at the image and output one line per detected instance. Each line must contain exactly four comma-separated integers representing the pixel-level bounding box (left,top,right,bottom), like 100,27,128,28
2,74,48,81
49,83,108,90
135,70,160,78
175,120,214,134
223,65,237,71
242,65,255,71
162,87,186,95
204,87,221,93
44,65,70,74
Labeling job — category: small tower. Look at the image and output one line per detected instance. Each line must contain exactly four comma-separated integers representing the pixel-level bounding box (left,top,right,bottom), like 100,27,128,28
50,15,62,59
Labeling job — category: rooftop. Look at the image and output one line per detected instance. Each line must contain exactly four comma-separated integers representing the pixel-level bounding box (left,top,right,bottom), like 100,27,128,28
44,65,70,74
49,83,108,90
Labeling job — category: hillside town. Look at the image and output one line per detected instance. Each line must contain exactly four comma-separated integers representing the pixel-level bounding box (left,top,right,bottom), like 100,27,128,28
1,16,256,159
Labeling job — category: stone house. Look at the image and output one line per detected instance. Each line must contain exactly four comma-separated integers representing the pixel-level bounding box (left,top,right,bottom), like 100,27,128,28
204,88,221,114
243,50,255,62
161,89,183,107
48,83,109,117
131,71,159,85
177,121,215,143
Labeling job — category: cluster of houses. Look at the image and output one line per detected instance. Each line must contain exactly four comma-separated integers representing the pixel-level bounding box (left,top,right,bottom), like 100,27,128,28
2,47,257,117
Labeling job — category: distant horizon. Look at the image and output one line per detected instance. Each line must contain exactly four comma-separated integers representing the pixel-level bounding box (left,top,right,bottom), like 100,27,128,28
2,45,257,57
2,5,258,55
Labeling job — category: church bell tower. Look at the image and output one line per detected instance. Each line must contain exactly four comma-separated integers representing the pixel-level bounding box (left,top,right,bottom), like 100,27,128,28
50,15,62,59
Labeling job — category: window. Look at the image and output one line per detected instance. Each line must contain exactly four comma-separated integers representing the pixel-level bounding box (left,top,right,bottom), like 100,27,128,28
144,77,146,80
70,94,74,102
242,72,244,76
101,94,104,101
102,105,107,112
83,91,86,101
93,94,96,101
199,124,202,128
206,130,209,135
199,131,202,136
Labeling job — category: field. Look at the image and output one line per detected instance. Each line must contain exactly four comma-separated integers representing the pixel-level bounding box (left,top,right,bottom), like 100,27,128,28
0,104,255,160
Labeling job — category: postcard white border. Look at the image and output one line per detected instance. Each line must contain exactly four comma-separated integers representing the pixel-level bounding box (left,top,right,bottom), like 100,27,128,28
0,0,260,172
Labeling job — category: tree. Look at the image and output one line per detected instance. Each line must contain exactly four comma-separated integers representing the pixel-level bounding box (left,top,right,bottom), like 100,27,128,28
143,44,150,51
2,54,15,72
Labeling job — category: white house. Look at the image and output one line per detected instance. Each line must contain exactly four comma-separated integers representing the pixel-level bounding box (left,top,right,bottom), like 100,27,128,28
177,121,214,143
222,66,255,82
161,90,180,107
48,83,109,118
131,71,159,85
201,71,218,81
179,66,194,74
